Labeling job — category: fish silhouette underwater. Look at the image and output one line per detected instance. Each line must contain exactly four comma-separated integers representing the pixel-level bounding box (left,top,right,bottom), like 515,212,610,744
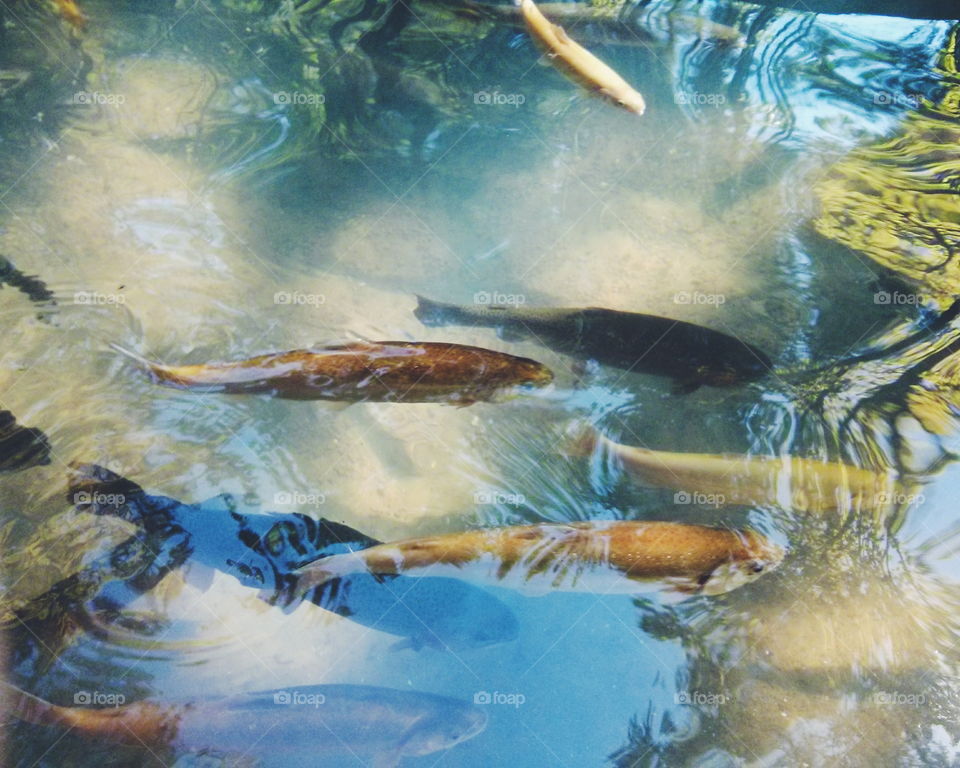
414,296,771,393
0,410,51,472
5,682,487,767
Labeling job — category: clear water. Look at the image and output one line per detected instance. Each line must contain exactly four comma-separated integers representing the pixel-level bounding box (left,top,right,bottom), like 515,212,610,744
2,0,960,766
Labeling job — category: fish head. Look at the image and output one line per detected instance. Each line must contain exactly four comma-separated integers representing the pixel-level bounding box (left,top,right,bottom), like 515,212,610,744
421,579,520,649
697,529,784,596
600,87,646,116
702,342,772,386
400,706,488,757
510,359,555,391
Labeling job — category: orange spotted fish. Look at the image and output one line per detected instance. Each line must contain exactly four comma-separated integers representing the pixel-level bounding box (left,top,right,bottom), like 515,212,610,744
111,341,554,406
291,521,783,599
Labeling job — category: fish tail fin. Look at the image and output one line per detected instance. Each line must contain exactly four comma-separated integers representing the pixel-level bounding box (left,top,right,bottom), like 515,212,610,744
1,683,64,728
108,342,168,382
66,461,146,518
108,342,154,369
561,421,602,457
292,563,340,595
259,560,342,608
413,295,460,327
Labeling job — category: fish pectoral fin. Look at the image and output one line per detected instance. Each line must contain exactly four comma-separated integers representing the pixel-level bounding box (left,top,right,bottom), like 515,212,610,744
496,325,527,342
183,562,216,593
553,23,572,44
389,636,423,652
371,752,403,768
670,378,702,395
661,577,701,601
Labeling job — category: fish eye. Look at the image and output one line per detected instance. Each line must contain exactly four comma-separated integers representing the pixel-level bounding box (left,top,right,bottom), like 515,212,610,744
750,562,765,574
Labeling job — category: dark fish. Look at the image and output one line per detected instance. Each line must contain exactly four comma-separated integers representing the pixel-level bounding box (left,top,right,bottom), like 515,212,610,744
6,683,487,766
0,410,51,472
112,341,553,406
415,296,771,392
69,463,519,650
0,255,56,305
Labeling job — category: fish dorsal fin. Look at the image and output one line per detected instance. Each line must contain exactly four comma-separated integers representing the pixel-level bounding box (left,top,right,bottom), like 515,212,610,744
196,493,237,515
553,23,572,44
371,752,402,768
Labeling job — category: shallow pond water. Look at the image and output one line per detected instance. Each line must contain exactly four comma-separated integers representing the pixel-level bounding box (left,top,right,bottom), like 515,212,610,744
2,0,960,766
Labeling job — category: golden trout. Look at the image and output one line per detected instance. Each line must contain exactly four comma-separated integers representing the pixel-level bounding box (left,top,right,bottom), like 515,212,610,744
566,423,901,514
518,0,646,115
291,521,783,598
462,2,743,48
52,0,87,29
5,683,487,763
111,341,553,406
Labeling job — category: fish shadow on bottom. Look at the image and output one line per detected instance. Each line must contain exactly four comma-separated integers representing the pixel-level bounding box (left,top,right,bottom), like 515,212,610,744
5,462,520,679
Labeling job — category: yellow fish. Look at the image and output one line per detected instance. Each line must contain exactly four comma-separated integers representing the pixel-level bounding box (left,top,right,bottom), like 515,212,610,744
519,0,646,115
566,423,901,514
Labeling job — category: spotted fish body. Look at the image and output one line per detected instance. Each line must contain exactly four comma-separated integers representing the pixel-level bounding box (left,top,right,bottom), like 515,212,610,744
112,341,553,405
6,684,487,764
294,521,784,598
